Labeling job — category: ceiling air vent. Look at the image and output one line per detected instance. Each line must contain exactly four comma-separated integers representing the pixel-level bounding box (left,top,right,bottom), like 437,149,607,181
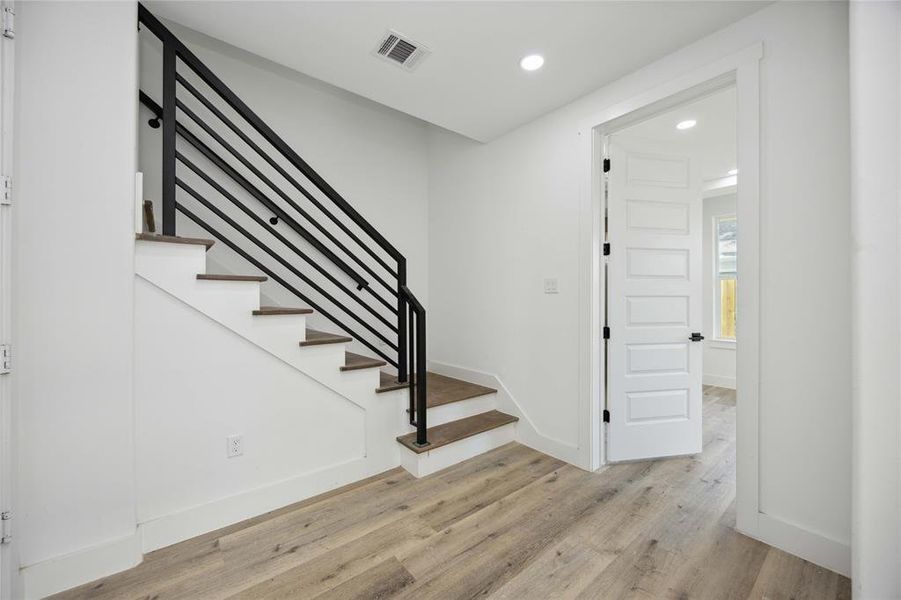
373,30,430,71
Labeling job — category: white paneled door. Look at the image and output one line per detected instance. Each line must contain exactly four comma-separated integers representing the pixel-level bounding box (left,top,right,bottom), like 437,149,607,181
606,135,703,462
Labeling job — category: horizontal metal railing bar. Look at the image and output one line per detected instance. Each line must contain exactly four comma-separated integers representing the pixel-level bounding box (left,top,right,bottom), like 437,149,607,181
140,90,161,119
175,74,399,280
138,3,405,264
173,122,398,313
175,120,371,292
176,152,398,332
177,201,398,367
174,93,400,301
140,90,376,294
176,176,399,351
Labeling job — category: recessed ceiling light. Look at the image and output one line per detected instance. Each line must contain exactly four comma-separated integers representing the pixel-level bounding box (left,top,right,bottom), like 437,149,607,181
676,119,697,130
520,54,544,71
728,168,738,176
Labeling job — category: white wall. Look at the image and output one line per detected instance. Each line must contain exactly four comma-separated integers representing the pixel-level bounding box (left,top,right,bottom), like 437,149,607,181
133,276,402,552
703,193,737,389
14,3,140,598
137,21,430,365
850,1,901,597
428,0,850,571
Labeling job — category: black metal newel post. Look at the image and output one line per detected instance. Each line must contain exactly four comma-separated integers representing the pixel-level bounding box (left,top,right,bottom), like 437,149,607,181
408,303,415,424
415,308,427,447
161,38,177,235
397,257,408,383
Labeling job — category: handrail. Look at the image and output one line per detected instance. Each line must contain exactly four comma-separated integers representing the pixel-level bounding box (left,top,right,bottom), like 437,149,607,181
174,72,399,279
138,3,427,444
137,4,403,261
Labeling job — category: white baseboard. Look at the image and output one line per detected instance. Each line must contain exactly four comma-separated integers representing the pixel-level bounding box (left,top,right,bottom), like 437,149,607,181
738,512,850,577
703,374,736,389
139,454,396,553
21,532,142,600
427,360,583,467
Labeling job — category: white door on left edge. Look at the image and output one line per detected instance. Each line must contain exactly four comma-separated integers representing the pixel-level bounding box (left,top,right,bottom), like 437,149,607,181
605,134,703,462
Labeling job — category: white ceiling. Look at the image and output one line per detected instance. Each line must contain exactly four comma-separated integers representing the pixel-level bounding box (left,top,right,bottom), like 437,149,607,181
619,86,737,181
145,1,768,142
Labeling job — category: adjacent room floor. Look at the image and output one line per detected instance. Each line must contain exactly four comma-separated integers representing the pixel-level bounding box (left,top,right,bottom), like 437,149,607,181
52,386,850,599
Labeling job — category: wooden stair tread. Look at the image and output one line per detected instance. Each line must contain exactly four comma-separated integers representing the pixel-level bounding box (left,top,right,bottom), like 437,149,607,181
300,329,352,347
376,372,497,408
136,233,214,250
377,371,409,393
253,306,313,316
197,273,267,282
423,373,496,407
342,351,387,371
396,410,518,453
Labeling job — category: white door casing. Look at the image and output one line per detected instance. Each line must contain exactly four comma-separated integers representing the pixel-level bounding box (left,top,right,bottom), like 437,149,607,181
606,134,703,462
0,3,13,596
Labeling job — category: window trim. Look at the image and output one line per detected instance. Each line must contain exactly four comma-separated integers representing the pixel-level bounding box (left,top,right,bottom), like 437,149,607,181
714,214,737,343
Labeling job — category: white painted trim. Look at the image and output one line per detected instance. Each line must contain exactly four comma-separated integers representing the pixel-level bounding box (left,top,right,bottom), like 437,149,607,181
399,426,516,478
138,453,396,552
702,374,736,389
733,50,762,547
704,176,738,194
574,43,851,573
427,360,584,467
0,4,15,596
134,171,143,234
751,513,851,577
709,339,736,350
20,532,142,600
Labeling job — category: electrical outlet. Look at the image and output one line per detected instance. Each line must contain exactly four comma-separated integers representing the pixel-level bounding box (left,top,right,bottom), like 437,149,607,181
226,434,243,458
544,278,559,294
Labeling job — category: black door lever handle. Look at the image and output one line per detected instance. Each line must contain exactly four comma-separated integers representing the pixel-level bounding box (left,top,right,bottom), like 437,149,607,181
689,332,705,342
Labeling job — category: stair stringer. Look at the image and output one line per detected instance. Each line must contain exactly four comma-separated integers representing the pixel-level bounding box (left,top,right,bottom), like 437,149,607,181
135,239,397,412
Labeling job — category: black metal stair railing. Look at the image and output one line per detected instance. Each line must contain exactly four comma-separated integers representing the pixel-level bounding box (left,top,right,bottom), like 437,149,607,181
137,4,428,446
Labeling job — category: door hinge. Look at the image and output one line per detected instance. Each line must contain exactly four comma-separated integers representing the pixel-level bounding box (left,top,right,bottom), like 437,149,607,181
603,242,610,256
0,344,10,374
0,175,10,205
603,409,610,423
2,7,14,40
1,511,11,544
603,326,610,340
603,158,611,173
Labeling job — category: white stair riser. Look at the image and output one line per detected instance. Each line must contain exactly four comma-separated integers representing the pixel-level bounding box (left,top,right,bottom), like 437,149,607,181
136,240,207,279
250,314,309,348
193,280,263,317
402,392,497,429
399,423,516,478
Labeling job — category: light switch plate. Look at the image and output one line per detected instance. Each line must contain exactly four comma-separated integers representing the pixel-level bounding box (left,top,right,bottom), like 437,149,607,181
544,278,559,294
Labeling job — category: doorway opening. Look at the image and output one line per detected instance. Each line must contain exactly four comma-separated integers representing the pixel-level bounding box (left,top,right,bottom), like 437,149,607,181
601,85,737,463
581,43,761,557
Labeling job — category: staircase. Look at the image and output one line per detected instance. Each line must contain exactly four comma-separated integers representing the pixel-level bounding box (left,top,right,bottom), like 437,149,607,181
135,3,517,479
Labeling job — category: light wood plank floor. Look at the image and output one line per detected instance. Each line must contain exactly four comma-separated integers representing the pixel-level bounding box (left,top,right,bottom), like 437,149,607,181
52,386,850,600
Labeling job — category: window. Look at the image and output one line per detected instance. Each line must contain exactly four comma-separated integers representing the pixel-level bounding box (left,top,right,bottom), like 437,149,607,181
715,215,737,341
